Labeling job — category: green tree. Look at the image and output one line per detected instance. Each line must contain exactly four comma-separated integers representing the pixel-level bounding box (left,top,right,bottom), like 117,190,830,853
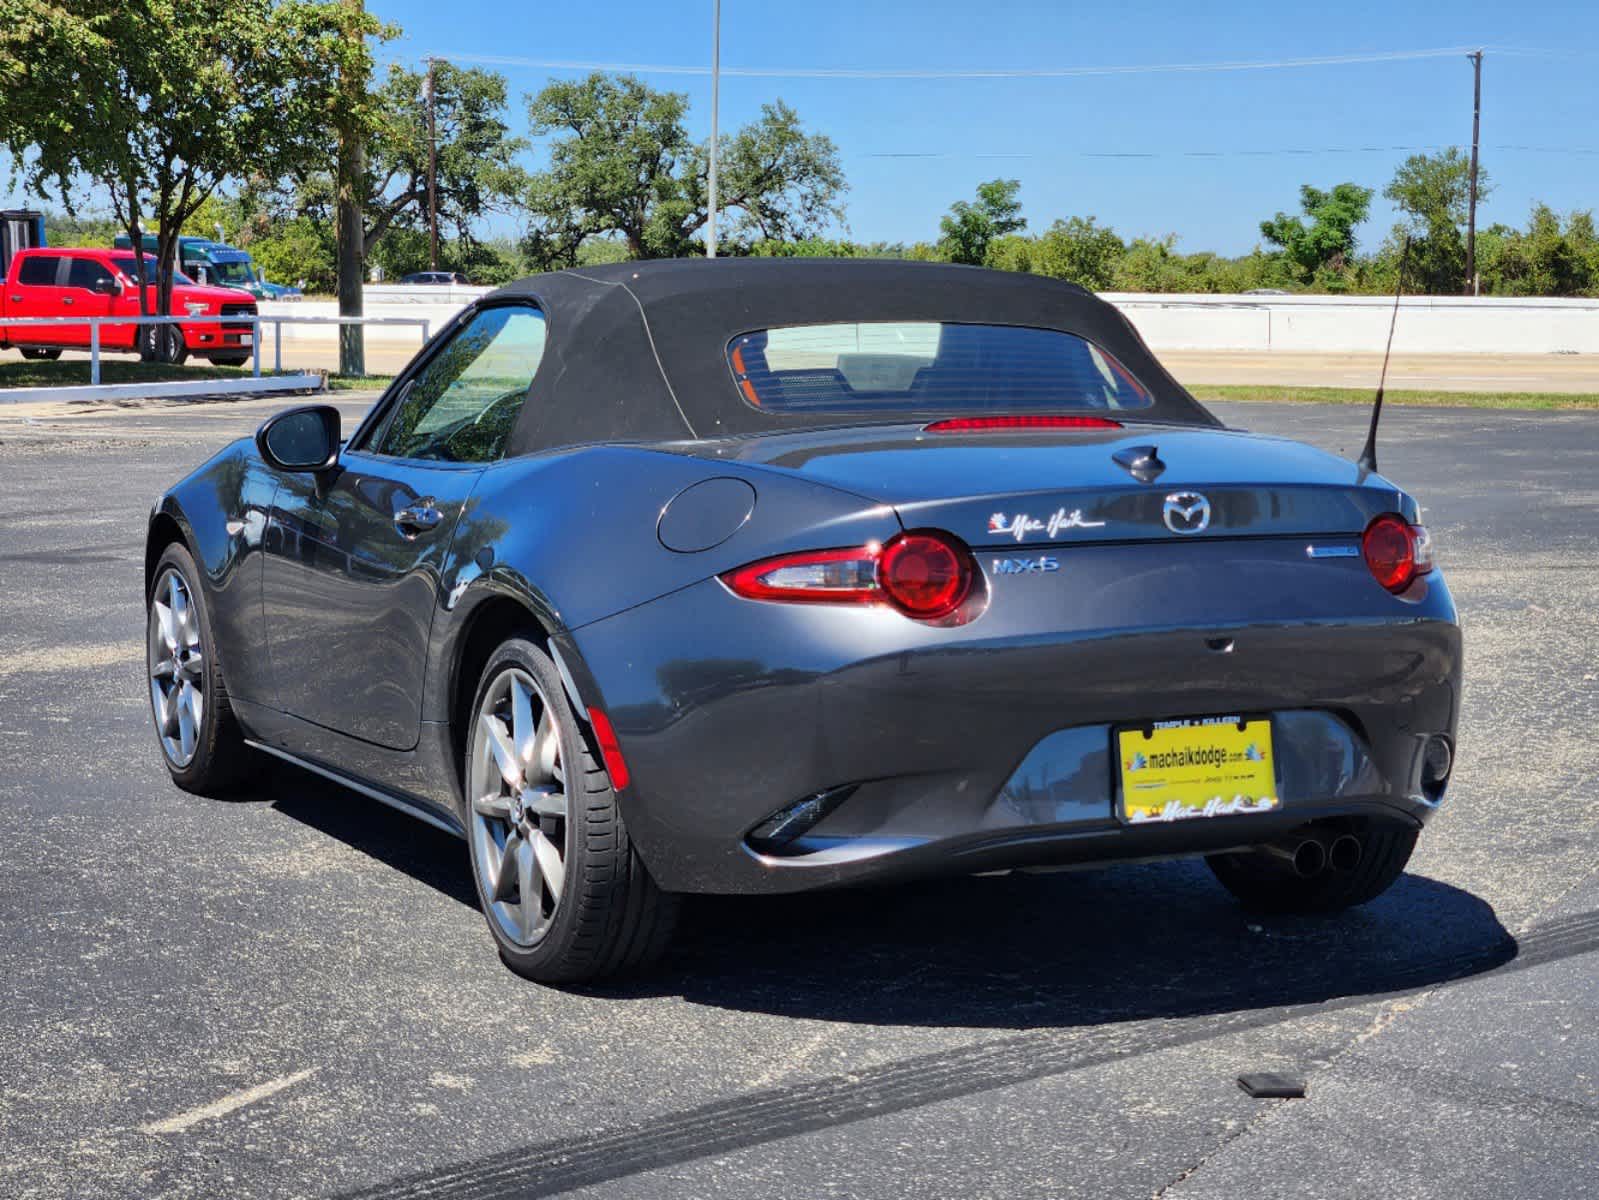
364,60,529,259
1478,205,1599,297
937,178,1025,266
714,100,846,245
747,236,861,257
28,207,121,247
1383,149,1490,294
521,73,845,267
249,215,337,292
0,0,375,346
1029,217,1126,289
1260,183,1373,283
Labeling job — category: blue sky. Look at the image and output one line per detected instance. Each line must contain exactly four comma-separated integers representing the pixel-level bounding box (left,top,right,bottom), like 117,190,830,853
7,2,1596,255
368,0,1598,253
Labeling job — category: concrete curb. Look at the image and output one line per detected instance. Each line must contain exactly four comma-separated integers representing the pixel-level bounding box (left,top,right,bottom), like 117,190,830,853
0,373,326,405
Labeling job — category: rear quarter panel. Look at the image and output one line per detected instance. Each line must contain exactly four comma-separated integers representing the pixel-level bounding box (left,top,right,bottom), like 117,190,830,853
421,443,903,727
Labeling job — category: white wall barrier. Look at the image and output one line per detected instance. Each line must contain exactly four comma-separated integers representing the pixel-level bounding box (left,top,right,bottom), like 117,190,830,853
260,299,463,343
1105,293,1599,356
265,290,1599,357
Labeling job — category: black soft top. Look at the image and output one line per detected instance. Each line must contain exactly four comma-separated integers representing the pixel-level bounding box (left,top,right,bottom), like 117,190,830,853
492,258,1218,455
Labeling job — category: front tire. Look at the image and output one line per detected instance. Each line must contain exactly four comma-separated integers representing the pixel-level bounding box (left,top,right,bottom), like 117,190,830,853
1206,826,1418,913
464,638,678,983
208,354,250,368
19,346,62,361
146,543,250,795
139,324,188,365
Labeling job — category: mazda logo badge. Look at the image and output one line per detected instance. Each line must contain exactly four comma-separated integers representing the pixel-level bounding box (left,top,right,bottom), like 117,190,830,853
1163,491,1211,534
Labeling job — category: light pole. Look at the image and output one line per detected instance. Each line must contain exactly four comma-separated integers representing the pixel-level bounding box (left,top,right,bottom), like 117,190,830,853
425,56,439,272
707,0,720,258
1465,50,1483,295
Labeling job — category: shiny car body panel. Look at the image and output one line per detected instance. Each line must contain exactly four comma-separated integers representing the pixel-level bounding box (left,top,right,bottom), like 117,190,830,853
145,260,1462,900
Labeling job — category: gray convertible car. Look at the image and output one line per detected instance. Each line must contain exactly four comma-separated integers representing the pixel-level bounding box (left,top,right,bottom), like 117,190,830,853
144,259,1460,982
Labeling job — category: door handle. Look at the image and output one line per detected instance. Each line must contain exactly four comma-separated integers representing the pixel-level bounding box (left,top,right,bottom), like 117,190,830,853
9,295,20,303
393,499,444,537
61,296,74,306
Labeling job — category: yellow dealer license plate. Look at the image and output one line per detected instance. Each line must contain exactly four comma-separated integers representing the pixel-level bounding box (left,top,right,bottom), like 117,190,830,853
1116,716,1280,824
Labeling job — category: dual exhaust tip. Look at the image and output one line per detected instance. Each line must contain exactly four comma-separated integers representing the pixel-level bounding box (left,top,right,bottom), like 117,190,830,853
1261,832,1363,878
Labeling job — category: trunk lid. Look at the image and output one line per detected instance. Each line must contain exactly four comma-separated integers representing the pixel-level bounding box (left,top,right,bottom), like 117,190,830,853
678,422,1412,546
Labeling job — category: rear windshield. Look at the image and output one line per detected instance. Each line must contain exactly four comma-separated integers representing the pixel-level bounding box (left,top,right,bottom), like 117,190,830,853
728,322,1153,413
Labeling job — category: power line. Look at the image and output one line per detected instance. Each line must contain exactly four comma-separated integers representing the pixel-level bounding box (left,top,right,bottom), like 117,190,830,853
859,143,1599,161
429,45,1489,81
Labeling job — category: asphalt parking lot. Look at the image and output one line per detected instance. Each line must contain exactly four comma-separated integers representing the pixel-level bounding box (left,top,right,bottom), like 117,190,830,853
1,394,1597,1199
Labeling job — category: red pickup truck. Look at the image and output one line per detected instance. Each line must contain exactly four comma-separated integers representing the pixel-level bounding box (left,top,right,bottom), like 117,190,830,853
0,246,258,366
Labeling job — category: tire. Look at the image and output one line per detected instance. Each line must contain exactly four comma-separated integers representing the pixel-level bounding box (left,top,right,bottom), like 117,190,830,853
162,325,189,365
19,347,62,361
1206,826,1418,914
138,324,187,365
464,637,678,983
208,354,250,368
146,543,250,796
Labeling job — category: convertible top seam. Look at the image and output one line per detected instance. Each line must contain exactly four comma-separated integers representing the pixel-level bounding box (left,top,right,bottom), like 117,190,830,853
565,269,699,440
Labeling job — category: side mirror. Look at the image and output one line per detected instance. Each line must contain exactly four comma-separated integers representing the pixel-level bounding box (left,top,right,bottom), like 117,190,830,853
92,276,121,296
256,405,341,473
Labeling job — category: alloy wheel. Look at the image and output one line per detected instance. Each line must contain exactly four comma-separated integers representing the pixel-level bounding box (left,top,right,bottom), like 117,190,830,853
468,668,571,947
147,568,205,766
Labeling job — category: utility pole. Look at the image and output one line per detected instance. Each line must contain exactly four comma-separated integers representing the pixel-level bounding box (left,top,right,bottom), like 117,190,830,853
707,0,720,258
425,56,439,272
1466,49,1483,295
335,0,367,377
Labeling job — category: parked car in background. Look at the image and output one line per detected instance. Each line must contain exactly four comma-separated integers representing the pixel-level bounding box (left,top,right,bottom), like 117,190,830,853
113,234,301,301
0,247,259,365
400,271,472,285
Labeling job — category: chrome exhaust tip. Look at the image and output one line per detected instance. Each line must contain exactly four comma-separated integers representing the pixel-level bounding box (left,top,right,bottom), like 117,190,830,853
1261,836,1327,879
1328,833,1363,872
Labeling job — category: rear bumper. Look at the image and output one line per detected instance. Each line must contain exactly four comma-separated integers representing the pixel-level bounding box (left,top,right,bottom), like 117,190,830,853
568,543,1461,895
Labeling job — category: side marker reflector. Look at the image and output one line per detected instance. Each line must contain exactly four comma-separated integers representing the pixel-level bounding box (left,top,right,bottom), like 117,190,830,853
587,707,630,790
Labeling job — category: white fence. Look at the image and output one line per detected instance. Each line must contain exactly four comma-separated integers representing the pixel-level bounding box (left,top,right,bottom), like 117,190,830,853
4,312,432,384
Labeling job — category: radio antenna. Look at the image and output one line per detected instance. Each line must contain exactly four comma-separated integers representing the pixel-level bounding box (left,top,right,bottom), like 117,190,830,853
1357,236,1410,475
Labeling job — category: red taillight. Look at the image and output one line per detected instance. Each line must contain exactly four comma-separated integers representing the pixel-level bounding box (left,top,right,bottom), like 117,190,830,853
587,707,630,790
878,532,972,618
1362,514,1433,594
721,531,975,621
923,415,1123,433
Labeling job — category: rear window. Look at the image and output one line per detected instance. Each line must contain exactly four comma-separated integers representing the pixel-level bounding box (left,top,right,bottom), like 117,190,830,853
17,255,59,286
728,322,1153,413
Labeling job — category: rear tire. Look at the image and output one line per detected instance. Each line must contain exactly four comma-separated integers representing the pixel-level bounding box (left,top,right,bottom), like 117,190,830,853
464,637,678,983
146,543,251,796
19,346,62,361
1206,826,1418,914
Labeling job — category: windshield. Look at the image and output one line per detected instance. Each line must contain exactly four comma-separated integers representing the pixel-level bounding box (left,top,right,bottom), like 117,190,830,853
206,259,256,285
728,322,1153,413
110,255,194,286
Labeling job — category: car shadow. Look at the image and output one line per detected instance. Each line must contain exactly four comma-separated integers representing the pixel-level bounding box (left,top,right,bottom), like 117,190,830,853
260,765,479,909
616,863,1516,1029
261,766,1516,1031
